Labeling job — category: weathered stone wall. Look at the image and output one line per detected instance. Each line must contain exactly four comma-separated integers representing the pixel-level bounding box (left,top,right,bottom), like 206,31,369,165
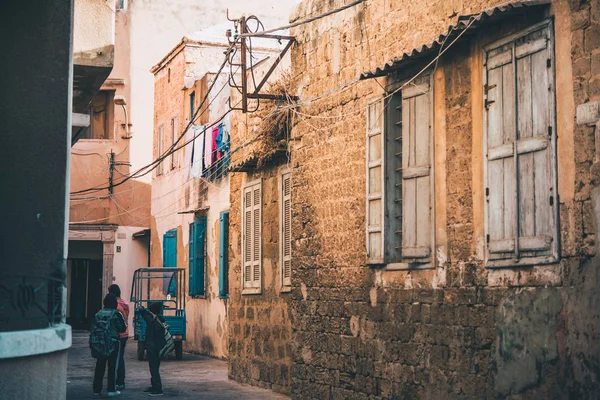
285,0,600,399
227,109,293,393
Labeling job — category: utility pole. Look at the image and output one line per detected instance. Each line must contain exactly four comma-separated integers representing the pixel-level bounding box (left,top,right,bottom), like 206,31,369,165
109,151,114,195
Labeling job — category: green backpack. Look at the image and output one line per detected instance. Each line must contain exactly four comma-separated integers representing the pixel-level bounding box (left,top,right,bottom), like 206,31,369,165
90,310,117,359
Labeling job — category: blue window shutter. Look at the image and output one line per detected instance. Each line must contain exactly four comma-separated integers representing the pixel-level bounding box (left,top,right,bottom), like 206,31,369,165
196,216,206,297
219,211,229,298
163,230,177,295
188,222,196,296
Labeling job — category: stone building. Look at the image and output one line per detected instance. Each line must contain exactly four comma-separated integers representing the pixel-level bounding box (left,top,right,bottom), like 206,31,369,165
150,38,234,358
227,57,294,394
261,0,600,398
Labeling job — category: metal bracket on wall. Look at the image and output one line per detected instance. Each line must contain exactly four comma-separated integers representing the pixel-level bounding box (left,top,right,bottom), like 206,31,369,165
226,12,298,113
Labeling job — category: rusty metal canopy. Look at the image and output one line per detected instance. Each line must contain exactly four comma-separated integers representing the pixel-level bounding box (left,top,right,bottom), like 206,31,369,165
359,0,550,80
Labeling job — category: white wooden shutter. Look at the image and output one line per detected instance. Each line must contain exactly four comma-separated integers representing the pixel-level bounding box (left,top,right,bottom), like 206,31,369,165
366,98,385,264
484,20,558,266
242,181,262,293
281,172,292,287
401,76,433,262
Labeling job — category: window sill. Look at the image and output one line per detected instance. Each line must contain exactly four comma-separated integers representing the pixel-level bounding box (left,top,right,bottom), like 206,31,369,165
242,288,262,295
280,286,292,293
384,262,435,271
486,256,559,269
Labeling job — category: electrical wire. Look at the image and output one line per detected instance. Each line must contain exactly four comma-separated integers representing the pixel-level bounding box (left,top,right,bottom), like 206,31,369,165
240,0,367,37
70,40,239,196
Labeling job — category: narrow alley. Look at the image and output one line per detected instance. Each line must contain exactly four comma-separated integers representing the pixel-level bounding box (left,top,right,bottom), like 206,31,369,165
67,332,287,400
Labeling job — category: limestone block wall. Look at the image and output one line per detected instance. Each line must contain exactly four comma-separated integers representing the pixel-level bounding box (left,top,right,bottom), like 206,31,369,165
284,0,600,398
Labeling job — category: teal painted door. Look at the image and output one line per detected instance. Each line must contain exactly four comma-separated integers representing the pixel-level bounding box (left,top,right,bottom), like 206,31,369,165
189,216,206,297
163,229,177,296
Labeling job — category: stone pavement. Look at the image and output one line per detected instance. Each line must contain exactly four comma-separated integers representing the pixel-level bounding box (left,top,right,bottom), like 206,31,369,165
67,331,288,399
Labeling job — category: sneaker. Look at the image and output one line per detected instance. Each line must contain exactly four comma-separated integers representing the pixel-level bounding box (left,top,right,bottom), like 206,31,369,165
108,391,121,397
142,387,154,393
148,390,164,396
116,385,125,390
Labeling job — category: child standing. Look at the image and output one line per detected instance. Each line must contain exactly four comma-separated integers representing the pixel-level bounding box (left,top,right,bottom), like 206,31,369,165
138,302,166,396
90,293,127,397
108,284,130,391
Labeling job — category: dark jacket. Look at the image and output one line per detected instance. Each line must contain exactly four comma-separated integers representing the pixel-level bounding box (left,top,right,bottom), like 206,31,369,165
139,307,166,351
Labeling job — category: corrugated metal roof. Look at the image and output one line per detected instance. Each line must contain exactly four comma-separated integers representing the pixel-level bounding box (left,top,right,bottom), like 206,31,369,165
359,0,550,80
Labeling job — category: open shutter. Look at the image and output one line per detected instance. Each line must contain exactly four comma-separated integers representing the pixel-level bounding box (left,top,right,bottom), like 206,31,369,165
219,211,229,298
281,172,292,287
401,76,433,262
485,21,557,266
366,98,385,263
242,181,261,293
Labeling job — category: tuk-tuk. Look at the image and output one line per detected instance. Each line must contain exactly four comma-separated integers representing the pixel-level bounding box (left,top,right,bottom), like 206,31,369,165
130,267,186,360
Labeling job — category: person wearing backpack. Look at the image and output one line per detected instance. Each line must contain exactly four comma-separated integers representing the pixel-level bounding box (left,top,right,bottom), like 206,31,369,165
90,293,127,397
138,302,167,396
108,284,130,391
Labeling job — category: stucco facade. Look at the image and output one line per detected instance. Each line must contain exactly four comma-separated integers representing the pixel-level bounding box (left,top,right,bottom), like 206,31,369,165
150,40,233,358
275,0,600,398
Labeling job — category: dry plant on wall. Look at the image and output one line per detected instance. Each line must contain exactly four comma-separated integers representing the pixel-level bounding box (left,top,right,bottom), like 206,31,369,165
249,72,293,169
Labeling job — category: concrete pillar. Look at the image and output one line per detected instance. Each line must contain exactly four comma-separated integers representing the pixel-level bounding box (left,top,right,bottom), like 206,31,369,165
0,0,74,398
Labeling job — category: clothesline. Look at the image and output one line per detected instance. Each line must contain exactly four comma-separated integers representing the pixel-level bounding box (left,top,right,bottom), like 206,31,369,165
189,115,231,179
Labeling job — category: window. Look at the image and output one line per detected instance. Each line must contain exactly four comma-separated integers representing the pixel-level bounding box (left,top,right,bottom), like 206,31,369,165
163,229,177,296
484,20,558,268
157,125,164,176
189,91,195,120
280,171,292,290
366,73,434,267
219,211,229,298
189,217,206,297
170,117,178,170
80,90,114,140
242,180,261,294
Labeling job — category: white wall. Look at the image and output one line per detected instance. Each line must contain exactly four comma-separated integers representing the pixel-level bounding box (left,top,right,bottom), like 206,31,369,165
73,0,116,54
112,226,150,335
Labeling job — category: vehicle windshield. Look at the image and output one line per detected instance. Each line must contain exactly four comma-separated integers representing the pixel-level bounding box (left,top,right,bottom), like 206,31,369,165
131,269,184,316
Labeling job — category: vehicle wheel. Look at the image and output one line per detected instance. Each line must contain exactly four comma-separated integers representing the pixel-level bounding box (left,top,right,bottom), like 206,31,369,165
175,342,183,360
137,341,145,361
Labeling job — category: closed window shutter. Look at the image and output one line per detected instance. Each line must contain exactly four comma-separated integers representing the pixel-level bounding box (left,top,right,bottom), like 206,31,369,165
157,126,164,175
242,186,252,289
242,181,262,292
251,184,262,289
401,77,433,262
171,117,179,169
219,211,229,298
195,216,206,296
189,222,196,295
366,98,385,264
163,230,177,295
281,172,292,287
485,21,558,266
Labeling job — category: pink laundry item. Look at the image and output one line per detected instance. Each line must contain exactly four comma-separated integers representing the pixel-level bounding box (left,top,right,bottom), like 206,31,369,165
212,126,221,161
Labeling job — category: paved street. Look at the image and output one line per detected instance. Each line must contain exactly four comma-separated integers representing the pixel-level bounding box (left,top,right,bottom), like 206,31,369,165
67,332,288,399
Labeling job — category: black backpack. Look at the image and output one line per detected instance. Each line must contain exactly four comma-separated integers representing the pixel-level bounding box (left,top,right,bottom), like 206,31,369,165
90,310,117,359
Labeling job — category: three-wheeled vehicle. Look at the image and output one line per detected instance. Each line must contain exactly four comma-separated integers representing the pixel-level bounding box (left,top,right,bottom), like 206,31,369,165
130,267,186,360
